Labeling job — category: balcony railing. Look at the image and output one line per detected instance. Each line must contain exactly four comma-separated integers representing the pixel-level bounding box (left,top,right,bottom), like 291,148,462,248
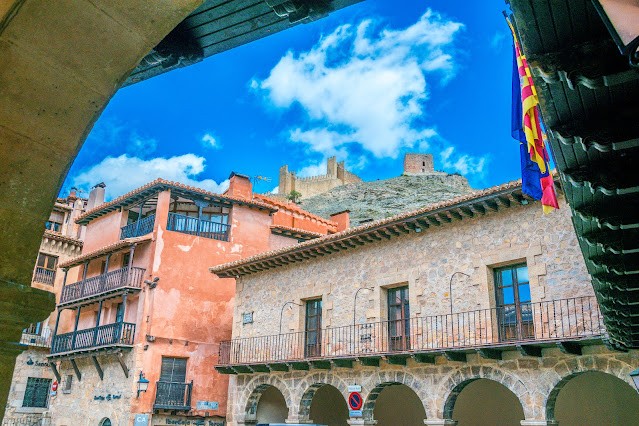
20,326,52,348
167,212,230,242
218,296,604,365
33,267,55,285
50,322,135,354
59,266,145,305
153,381,193,411
120,214,156,239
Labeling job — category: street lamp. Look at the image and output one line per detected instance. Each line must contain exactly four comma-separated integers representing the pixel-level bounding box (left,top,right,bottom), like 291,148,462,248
353,287,374,327
592,0,639,67
279,301,302,334
449,272,470,315
137,371,149,398
630,368,639,390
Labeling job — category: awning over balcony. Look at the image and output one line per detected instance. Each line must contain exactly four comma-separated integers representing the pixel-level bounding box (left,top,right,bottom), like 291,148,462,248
507,0,639,349
59,236,151,269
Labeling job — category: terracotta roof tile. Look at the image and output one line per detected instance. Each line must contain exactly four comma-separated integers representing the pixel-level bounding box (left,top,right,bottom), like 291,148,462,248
43,230,83,246
270,225,324,238
254,193,337,227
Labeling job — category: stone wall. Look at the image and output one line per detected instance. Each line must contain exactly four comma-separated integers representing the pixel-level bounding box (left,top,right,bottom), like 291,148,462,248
225,345,639,425
232,195,591,339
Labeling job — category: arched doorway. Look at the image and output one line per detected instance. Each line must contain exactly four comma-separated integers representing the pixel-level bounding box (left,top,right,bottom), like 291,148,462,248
307,384,349,426
550,371,639,425
252,385,288,424
369,383,426,426
447,379,524,426
99,419,111,426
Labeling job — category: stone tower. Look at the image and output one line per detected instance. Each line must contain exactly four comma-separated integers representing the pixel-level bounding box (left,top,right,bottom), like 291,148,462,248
403,153,434,175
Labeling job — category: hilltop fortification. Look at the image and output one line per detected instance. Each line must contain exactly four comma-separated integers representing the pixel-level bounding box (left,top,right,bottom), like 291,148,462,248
278,156,362,200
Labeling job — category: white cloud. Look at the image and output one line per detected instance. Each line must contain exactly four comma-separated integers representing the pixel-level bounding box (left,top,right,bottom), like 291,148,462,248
129,130,158,152
270,186,279,194
201,133,220,149
490,31,507,50
255,9,463,159
72,154,229,200
440,146,487,177
297,162,328,178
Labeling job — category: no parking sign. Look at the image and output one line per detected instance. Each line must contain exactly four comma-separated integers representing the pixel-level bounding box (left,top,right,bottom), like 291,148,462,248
348,391,363,417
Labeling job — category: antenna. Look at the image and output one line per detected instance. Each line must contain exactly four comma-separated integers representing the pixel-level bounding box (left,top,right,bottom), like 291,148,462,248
252,175,272,190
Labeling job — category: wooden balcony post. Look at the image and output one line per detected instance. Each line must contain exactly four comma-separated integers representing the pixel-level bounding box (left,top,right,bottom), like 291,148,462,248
70,306,82,349
134,202,145,237
126,245,135,286
93,299,104,346
194,200,208,237
80,261,88,297
102,254,111,292
52,308,63,337
62,268,68,286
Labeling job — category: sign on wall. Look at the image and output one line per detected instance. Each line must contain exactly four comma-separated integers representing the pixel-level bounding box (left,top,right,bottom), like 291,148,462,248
242,312,253,324
347,385,361,392
134,414,149,425
348,391,363,417
196,400,219,410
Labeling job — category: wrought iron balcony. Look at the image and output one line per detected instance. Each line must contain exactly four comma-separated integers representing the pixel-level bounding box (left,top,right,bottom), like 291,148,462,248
20,325,52,348
59,266,145,307
120,214,156,239
167,212,230,242
153,380,193,411
50,321,135,355
217,296,604,371
33,267,55,285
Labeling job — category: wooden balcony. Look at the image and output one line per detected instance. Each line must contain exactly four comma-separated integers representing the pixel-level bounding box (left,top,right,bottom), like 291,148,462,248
216,296,605,373
167,212,230,242
49,321,135,357
32,267,55,285
20,324,52,348
58,266,145,308
120,214,155,239
153,380,193,411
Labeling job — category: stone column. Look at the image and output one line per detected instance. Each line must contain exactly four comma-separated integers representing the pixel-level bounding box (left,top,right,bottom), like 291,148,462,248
424,420,458,426
521,421,559,426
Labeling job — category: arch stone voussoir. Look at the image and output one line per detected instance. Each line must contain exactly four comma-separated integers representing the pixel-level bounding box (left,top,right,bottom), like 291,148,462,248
361,371,428,421
241,375,293,423
438,366,533,420
544,355,637,421
297,373,350,422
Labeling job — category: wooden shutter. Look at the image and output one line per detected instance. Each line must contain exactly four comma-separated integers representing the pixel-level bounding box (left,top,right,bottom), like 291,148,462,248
160,357,187,382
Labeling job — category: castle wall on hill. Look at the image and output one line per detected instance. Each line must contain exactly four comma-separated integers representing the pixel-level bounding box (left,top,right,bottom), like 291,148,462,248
278,156,362,200
404,153,435,175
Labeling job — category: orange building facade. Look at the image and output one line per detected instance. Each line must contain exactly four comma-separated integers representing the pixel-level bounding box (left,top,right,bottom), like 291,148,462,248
44,174,338,426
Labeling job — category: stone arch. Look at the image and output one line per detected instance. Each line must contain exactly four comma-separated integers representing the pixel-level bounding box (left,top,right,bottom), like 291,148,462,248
361,371,428,421
298,373,350,421
438,366,532,420
242,375,292,423
544,356,637,421
98,418,112,426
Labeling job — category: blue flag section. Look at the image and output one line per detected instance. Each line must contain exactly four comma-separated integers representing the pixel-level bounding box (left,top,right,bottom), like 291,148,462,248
511,46,542,200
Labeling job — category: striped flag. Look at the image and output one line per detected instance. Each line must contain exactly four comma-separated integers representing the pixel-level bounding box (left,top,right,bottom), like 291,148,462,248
507,18,559,214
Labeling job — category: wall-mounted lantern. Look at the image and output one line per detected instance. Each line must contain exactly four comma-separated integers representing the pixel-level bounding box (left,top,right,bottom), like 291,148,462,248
630,368,639,390
137,371,149,398
592,0,639,67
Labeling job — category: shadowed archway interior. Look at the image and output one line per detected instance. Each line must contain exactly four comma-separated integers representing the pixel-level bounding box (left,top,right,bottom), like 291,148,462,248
447,378,524,426
550,371,639,426
370,383,426,426
308,384,349,426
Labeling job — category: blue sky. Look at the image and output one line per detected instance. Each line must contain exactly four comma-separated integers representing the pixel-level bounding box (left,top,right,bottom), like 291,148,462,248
62,0,516,201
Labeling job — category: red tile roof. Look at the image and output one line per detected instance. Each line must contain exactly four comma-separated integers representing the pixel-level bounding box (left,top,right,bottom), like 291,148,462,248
43,230,83,247
59,235,151,268
253,193,337,227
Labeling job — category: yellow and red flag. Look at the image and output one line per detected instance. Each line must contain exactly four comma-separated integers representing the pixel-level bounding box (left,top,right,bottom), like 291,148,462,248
507,18,559,214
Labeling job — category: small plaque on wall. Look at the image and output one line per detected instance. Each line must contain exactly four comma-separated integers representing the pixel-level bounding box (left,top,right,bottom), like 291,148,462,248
242,312,253,324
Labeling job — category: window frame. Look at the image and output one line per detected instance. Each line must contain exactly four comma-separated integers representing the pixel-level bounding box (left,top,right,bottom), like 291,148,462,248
22,377,52,408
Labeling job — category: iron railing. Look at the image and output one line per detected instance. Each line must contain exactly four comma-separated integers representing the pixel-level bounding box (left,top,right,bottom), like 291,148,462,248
20,324,52,347
153,381,193,410
218,296,604,365
32,267,55,285
120,214,156,239
50,322,135,354
59,266,145,304
167,212,230,242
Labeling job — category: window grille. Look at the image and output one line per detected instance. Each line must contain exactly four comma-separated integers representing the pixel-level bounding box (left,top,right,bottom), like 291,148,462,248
22,377,51,408
62,375,73,394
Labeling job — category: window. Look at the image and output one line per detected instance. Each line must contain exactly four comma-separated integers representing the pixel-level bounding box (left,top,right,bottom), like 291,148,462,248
62,375,73,394
305,299,322,357
34,253,57,285
495,264,533,341
388,286,410,351
122,253,130,268
22,377,51,408
45,221,62,232
160,357,187,383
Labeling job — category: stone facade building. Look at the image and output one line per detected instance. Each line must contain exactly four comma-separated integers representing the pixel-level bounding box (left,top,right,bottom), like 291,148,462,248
24,174,338,426
403,153,435,176
3,193,86,426
210,180,639,426
278,157,362,200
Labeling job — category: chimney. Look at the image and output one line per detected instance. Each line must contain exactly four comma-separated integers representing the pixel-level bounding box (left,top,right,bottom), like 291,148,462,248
226,172,252,200
330,210,350,232
86,182,106,210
